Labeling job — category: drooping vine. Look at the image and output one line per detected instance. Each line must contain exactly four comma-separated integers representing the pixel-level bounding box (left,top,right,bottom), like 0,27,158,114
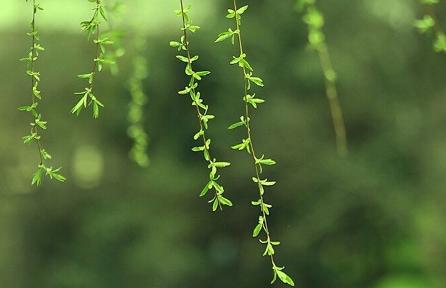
102,1,147,166
128,38,150,167
216,2,295,285
297,0,348,156
72,0,112,118
20,0,65,186
415,0,446,53
170,1,233,211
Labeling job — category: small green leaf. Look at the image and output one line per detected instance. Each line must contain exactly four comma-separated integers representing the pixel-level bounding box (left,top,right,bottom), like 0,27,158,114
236,5,249,15
276,269,295,286
212,198,219,211
218,195,233,207
228,120,244,129
200,181,212,197
212,162,231,168
31,167,44,186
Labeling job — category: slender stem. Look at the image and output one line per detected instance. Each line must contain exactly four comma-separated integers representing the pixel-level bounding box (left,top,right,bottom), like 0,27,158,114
90,0,102,92
30,0,44,165
232,0,276,267
317,43,348,156
71,0,105,118
179,0,222,210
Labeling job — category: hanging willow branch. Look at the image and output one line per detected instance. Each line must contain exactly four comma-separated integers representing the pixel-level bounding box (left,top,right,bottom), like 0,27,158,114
20,0,65,186
72,0,112,118
128,38,150,167
415,0,446,53
297,0,348,156
171,1,233,211
216,1,295,285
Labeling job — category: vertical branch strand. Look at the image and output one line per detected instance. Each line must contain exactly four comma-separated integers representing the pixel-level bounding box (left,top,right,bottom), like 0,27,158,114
318,43,348,156
298,0,348,156
72,0,113,118
216,1,295,286
29,0,44,166
128,37,150,167
20,0,65,186
170,1,233,211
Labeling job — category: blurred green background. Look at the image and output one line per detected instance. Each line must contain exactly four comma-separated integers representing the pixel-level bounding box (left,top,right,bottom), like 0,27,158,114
1,0,446,287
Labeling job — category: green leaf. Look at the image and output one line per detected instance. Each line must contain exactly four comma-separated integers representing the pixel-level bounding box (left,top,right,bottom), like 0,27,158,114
192,145,205,152
218,195,233,207
236,5,249,15
18,103,38,112
200,181,212,197
169,41,181,48
211,162,231,168
22,132,39,144
45,167,66,182
31,166,44,186
434,32,446,53
40,149,52,160
414,15,435,33
244,94,265,108
228,120,244,129
212,198,219,211
246,74,264,87
276,269,295,286
252,216,264,237
263,242,275,256
215,29,235,43
91,96,104,118
231,138,251,152
193,129,204,140
239,58,253,71
193,70,211,80
252,223,262,237
303,8,324,29
255,155,276,166
176,55,190,63
226,9,236,19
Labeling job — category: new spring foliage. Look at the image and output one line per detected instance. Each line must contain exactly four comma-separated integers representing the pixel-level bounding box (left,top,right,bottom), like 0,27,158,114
297,0,348,156
415,0,446,53
216,2,294,286
20,0,65,186
170,1,233,211
72,0,113,118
